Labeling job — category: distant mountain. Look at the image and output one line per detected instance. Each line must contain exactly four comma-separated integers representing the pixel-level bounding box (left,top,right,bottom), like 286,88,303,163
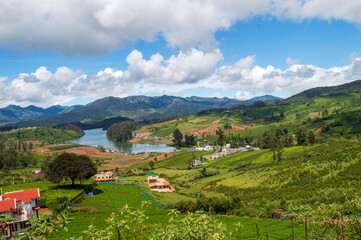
284,79,361,104
0,104,83,123
241,95,282,105
41,95,280,125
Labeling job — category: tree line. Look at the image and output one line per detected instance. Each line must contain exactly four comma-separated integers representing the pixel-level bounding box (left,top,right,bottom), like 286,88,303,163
0,140,37,172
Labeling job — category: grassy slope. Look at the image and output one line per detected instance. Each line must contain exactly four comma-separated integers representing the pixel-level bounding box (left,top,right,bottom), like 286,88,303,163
137,92,361,143
52,183,307,239
132,138,361,218
0,127,84,144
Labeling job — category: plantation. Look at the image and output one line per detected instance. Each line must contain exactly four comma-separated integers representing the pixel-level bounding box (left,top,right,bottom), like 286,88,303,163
126,137,361,221
52,183,308,239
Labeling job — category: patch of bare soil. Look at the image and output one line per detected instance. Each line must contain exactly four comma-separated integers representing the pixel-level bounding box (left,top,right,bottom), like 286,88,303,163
38,208,52,216
73,206,99,212
55,146,115,158
197,120,222,135
314,124,327,135
255,118,265,123
102,155,146,170
129,137,142,143
309,112,320,119
224,124,250,133
282,120,295,124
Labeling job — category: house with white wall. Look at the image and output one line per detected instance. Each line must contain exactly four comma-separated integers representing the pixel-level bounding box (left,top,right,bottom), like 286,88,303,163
0,189,40,238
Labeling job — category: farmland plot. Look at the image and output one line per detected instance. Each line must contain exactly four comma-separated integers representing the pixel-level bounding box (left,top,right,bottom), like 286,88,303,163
52,183,308,239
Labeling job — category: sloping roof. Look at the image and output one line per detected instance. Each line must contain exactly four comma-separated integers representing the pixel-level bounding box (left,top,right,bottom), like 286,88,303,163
0,199,16,212
160,180,170,186
2,189,40,203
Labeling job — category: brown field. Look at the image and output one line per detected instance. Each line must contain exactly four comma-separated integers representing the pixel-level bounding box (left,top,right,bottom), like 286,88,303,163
309,112,320,119
314,124,327,135
34,144,146,171
224,124,250,133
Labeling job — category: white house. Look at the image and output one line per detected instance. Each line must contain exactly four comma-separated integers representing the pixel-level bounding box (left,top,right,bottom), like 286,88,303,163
0,189,40,238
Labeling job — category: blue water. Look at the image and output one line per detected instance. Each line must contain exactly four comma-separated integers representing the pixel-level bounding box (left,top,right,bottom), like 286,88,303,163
70,128,175,154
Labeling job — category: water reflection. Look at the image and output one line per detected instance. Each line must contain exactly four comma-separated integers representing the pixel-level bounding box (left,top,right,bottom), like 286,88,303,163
70,128,175,154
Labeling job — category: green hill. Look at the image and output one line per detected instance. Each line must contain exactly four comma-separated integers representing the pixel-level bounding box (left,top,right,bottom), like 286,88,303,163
129,137,361,219
283,79,361,104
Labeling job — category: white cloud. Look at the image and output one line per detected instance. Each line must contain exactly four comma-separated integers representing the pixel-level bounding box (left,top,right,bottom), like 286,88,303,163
203,56,361,95
0,49,222,107
0,1,360,54
286,57,300,66
2,49,361,108
233,90,253,100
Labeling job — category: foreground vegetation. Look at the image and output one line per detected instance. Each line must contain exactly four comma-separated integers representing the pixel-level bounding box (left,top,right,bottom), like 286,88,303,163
52,183,308,239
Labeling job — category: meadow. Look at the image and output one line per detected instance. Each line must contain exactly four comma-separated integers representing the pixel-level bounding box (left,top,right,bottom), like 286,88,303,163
127,137,361,219
52,183,309,239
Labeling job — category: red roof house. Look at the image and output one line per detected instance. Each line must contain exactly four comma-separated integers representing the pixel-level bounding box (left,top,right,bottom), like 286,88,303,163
0,189,40,238
2,189,40,204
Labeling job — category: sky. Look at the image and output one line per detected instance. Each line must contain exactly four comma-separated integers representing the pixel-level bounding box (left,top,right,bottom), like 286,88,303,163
0,0,361,108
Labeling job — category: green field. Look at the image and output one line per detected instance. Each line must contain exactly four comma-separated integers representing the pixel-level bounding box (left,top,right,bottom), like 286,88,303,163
0,127,84,144
1,179,93,210
139,91,361,142
126,137,361,221
52,183,308,239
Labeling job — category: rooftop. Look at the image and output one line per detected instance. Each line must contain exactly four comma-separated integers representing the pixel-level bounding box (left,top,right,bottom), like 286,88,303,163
2,189,40,204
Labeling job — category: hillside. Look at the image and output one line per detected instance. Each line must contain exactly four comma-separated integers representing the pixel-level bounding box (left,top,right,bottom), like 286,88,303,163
128,137,361,219
137,87,361,140
283,79,361,103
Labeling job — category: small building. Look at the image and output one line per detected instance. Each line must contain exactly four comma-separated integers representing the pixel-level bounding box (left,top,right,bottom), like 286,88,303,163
94,172,115,182
0,189,40,238
147,176,175,192
189,160,203,168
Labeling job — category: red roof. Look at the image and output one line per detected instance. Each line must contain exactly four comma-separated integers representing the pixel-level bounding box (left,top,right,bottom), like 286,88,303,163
0,199,16,212
160,180,170,186
2,189,40,203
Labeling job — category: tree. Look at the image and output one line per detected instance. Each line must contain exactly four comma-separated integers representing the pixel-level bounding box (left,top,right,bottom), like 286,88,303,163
308,131,316,145
46,153,97,185
149,160,154,169
270,136,284,161
295,126,308,146
185,134,196,146
216,128,224,147
172,128,183,146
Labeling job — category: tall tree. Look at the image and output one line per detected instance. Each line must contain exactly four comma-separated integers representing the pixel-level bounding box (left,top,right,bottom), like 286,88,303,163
172,128,183,146
308,131,316,145
216,128,224,147
185,134,195,146
46,153,97,185
295,126,308,146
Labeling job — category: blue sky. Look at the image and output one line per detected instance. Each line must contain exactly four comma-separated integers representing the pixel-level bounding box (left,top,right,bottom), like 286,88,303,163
0,1,360,107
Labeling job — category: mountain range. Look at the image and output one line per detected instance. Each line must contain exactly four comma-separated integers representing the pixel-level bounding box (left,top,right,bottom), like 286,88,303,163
2,79,361,129
0,95,281,126
0,105,82,123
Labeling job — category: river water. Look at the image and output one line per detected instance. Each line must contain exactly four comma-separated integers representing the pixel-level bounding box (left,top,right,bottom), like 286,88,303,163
70,128,176,154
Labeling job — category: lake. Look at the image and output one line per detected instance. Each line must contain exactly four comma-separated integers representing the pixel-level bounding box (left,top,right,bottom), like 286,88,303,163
70,128,176,154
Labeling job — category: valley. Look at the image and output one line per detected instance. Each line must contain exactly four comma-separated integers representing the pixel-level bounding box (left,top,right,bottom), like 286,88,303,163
1,81,361,239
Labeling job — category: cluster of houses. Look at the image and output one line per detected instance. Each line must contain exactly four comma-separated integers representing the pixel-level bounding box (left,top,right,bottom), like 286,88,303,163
210,145,261,160
133,133,174,142
147,176,175,192
0,189,40,238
